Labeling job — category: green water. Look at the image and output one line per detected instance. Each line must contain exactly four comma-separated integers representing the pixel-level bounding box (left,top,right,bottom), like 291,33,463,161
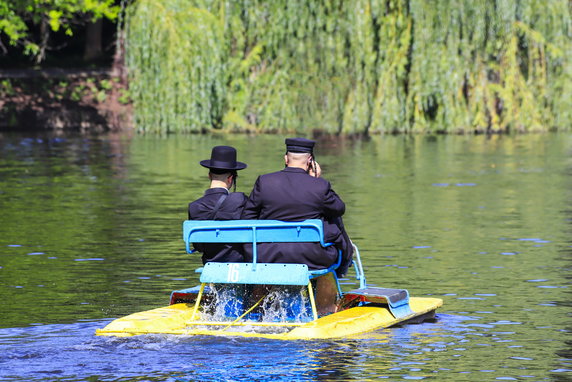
0,133,570,381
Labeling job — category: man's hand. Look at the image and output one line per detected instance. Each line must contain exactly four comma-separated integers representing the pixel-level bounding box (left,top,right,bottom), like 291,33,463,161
308,161,322,178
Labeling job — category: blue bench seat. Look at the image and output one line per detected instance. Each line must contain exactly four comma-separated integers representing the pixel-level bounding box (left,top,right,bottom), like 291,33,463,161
183,219,341,285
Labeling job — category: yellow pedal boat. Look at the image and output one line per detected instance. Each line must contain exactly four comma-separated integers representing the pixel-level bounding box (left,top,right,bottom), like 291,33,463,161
96,220,443,339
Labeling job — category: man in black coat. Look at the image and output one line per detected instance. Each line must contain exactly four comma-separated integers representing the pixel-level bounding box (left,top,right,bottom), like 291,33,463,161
188,146,248,264
241,138,353,276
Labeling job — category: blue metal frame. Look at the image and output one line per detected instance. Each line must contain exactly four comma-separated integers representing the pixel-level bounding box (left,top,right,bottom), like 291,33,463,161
351,243,367,289
183,219,342,290
180,219,415,321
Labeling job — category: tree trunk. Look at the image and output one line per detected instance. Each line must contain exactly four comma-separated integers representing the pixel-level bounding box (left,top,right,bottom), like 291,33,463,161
35,17,50,64
112,30,126,82
84,19,103,61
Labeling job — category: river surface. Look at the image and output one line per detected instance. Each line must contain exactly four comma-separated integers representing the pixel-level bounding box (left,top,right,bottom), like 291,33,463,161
0,132,571,381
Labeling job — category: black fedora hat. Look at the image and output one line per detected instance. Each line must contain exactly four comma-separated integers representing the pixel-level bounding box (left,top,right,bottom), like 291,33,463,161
200,146,247,171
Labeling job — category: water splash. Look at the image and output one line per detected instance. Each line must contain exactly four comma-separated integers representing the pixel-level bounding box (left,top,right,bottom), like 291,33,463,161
195,284,313,333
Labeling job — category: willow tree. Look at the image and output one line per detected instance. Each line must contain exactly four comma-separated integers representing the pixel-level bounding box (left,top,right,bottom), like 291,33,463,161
125,0,572,134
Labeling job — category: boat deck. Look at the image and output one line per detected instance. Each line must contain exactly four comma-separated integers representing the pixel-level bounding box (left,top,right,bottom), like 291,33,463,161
96,297,442,339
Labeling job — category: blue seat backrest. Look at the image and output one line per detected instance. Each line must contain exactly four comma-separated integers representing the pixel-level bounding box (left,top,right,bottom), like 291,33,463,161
183,219,332,254
183,219,340,285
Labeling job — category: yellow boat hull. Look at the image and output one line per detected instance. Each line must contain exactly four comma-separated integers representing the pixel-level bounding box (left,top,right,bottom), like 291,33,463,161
96,297,443,340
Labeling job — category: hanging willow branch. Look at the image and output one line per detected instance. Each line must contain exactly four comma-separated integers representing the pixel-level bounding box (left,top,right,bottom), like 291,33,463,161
125,0,225,133
125,0,572,134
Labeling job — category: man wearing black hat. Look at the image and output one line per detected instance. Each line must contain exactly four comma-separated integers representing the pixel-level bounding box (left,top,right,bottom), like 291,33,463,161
241,138,353,276
188,146,248,264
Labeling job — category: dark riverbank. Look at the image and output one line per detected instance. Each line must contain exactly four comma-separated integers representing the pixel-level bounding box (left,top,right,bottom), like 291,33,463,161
0,68,132,133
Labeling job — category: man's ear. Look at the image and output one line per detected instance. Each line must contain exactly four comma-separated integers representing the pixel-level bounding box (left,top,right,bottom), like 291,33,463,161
284,154,289,165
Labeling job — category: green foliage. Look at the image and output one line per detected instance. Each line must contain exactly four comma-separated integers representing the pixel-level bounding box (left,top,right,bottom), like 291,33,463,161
99,79,113,90
0,79,15,97
85,78,110,102
118,89,131,104
70,84,86,101
0,0,120,61
125,0,225,133
125,0,572,134
0,2,27,43
28,77,116,103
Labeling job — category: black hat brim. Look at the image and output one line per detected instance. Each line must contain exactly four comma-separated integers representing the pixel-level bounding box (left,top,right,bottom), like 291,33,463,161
200,160,247,171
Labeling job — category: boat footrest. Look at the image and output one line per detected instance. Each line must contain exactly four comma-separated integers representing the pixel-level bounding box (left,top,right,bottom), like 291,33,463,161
344,287,414,319
170,285,210,305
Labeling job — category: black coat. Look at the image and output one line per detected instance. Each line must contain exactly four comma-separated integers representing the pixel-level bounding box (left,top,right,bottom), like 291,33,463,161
241,167,351,271
188,188,247,264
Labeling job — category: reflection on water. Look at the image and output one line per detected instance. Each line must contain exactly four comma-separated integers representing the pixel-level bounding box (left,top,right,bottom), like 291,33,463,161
0,132,571,380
